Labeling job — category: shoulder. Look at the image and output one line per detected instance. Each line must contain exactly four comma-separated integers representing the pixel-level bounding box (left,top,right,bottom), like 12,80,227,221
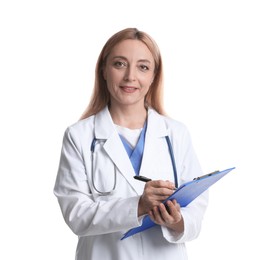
62,106,112,143
162,115,188,131
149,108,189,135
61,115,96,149
66,115,95,135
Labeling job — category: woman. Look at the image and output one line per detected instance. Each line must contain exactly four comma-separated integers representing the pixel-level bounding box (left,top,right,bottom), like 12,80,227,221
54,28,208,260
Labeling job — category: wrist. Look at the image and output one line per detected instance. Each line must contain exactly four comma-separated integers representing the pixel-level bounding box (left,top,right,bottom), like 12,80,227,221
137,196,147,217
168,215,184,233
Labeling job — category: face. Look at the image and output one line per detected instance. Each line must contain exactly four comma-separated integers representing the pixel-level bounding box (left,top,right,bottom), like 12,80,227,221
103,39,155,109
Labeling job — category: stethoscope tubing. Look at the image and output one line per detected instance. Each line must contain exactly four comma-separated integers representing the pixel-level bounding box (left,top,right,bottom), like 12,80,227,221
90,142,117,195
90,136,178,195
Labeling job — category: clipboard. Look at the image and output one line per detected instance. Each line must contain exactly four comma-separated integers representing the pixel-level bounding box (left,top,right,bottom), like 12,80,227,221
121,167,235,240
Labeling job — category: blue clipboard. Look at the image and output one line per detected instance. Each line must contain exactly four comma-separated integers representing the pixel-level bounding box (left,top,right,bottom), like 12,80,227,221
121,167,235,240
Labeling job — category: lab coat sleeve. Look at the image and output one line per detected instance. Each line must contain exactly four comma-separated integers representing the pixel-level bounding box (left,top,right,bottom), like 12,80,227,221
53,127,141,237
161,127,209,243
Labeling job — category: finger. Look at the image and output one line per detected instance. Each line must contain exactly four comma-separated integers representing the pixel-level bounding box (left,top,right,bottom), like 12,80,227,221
158,203,172,222
151,206,165,224
165,200,177,215
150,180,175,190
151,187,175,198
144,186,174,202
171,200,181,212
166,200,182,222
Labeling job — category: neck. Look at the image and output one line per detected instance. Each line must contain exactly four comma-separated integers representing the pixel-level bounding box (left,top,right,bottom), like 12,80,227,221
109,104,147,129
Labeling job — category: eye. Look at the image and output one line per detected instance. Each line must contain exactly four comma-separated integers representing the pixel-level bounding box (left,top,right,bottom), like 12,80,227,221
139,64,150,71
113,61,127,68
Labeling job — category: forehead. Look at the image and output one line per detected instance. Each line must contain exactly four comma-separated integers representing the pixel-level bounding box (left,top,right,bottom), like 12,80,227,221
108,39,154,62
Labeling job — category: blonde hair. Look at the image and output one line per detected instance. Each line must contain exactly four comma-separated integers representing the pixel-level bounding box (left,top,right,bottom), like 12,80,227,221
80,28,165,119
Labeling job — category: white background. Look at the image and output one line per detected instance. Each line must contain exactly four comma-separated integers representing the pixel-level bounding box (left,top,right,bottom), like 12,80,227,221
1,1,264,259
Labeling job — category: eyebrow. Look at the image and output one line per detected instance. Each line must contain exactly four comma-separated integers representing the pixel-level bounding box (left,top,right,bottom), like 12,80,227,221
111,56,152,63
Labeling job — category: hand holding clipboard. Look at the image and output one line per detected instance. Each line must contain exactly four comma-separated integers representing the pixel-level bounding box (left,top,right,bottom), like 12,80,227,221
121,167,235,240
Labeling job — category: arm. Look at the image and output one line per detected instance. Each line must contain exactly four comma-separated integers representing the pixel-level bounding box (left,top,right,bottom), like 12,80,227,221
53,127,141,237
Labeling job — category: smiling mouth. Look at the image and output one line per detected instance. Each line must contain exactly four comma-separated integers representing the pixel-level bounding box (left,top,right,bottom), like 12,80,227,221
120,86,138,93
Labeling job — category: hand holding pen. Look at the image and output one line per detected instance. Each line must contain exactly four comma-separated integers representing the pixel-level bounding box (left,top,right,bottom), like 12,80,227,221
135,175,183,231
134,175,176,215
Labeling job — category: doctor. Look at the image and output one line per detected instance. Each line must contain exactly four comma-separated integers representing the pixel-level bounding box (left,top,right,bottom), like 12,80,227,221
54,28,208,260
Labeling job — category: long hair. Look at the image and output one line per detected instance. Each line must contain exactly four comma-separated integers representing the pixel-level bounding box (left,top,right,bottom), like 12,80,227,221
80,28,165,119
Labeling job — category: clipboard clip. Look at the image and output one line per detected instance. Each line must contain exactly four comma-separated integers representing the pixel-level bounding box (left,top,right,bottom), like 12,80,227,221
193,170,219,181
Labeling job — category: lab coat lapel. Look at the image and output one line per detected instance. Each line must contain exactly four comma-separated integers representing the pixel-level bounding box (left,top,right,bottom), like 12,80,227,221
94,107,143,194
140,109,172,181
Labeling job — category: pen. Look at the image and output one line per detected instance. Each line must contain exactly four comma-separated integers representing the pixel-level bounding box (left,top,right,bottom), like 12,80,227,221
134,175,177,190
134,175,152,182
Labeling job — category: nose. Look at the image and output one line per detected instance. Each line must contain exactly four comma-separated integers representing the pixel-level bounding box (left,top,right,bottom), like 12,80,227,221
124,66,136,81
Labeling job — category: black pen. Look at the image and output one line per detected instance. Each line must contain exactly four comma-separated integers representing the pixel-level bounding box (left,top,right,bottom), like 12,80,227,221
134,175,152,182
134,175,177,190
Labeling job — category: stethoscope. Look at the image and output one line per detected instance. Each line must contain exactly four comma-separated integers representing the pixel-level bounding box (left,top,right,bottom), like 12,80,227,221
90,136,178,195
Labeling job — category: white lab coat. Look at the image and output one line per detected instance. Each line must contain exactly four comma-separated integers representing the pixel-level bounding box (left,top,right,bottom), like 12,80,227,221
54,107,208,260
